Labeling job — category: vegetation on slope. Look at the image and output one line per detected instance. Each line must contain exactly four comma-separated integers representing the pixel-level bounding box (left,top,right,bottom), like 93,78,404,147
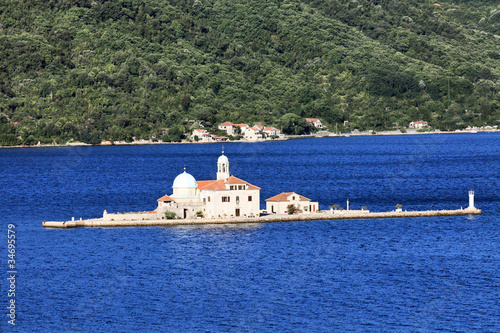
0,0,499,145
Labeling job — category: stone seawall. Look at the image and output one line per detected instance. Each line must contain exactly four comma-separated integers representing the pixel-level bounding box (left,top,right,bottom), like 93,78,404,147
43,208,481,229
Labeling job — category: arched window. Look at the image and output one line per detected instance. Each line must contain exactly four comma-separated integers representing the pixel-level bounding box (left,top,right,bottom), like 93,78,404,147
236,196,240,203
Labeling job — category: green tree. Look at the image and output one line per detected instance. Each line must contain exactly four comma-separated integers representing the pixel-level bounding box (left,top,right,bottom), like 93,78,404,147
279,113,308,135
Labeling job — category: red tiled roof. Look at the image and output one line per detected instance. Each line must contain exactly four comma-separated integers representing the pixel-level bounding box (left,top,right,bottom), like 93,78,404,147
219,122,234,126
148,211,157,214
235,124,248,128
157,195,174,201
263,127,275,131
197,180,218,189
198,176,261,191
198,179,226,190
266,192,311,202
226,176,260,189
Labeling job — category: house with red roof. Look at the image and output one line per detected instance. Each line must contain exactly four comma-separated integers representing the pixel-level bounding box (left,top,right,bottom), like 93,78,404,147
266,192,319,214
218,122,249,136
191,129,214,142
306,118,323,129
212,135,229,142
409,121,429,129
263,126,281,137
218,122,235,135
234,124,249,132
244,125,263,141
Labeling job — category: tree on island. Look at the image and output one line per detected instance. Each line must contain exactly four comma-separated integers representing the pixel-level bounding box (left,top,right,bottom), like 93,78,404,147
164,211,176,219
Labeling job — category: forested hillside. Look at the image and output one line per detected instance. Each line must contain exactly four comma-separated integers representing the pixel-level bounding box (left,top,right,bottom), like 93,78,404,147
0,0,499,145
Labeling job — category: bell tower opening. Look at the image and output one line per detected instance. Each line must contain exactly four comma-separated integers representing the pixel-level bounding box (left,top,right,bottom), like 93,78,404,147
217,148,230,180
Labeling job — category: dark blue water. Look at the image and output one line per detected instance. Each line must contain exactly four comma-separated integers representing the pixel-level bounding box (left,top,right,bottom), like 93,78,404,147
1,133,499,332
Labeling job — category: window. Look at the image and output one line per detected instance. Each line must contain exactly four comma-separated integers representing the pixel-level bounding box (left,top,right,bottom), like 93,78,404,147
248,196,252,202
238,185,244,190
236,196,240,203
222,196,230,202
208,197,211,202
203,198,206,203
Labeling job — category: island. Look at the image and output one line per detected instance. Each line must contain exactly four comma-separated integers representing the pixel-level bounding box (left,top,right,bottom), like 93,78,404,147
43,152,481,228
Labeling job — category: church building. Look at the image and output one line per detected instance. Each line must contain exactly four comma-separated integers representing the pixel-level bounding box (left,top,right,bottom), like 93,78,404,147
156,152,261,219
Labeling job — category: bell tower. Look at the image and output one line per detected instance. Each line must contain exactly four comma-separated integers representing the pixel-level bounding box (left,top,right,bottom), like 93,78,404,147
217,149,230,180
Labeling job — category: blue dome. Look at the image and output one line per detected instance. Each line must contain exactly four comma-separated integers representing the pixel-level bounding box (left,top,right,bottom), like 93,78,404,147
172,171,197,188
218,154,229,163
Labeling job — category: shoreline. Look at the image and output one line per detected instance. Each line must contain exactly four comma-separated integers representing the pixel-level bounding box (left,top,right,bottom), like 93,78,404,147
43,208,481,229
2,129,499,149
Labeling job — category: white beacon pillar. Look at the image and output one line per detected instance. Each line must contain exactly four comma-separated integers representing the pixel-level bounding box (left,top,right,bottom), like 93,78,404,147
468,190,475,209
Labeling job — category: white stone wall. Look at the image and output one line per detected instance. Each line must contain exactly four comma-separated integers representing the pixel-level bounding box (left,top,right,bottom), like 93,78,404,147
103,211,162,221
157,201,206,219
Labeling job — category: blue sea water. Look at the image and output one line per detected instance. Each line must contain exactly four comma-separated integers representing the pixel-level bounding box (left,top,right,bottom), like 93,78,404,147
0,133,499,332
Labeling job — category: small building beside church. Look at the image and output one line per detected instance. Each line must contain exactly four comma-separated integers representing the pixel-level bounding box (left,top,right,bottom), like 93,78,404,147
265,192,319,214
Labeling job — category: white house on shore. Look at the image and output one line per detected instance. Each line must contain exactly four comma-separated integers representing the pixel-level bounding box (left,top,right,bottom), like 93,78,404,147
218,122,235,135
263,126,281,137
265,192,319,214
244,126,263,141
409,121,429,129
306,118,324,129
218,122,249,136
191,129,214,142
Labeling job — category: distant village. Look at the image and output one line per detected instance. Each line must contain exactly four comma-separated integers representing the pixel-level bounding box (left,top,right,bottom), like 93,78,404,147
186,118,497,143
191,118,324,143
7,116,498,148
